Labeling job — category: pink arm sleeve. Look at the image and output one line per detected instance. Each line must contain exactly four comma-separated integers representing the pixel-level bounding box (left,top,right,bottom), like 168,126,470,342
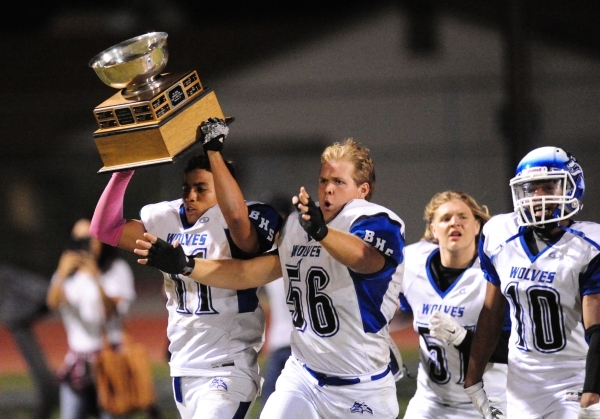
90,170,135,247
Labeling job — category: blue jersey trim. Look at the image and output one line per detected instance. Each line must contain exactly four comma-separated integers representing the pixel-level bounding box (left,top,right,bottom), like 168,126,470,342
425,248,473,299
560,225,600,250
229,203,283,260
179,204,193,229
399,293,412,313
346,212,404,333
478,234,501,286
247,202,283,253
350,270,395,334
350,213,405,268
236,288,260,313
580,251,600,296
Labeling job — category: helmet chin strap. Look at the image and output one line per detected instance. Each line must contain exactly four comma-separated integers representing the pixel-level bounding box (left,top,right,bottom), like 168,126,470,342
530,207,563,240
531,222,559,240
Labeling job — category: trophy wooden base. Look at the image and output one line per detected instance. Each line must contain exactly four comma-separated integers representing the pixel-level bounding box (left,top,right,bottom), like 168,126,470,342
92,71,224,173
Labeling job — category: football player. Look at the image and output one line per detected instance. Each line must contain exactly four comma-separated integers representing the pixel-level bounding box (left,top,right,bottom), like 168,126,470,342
134,138,406,419
90,118,283,419
398,191,509,418
464,147,600,419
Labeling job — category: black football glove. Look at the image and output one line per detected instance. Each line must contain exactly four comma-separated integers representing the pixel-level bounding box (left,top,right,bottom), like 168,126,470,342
146,237,195,276
196,117,234,154
298,196,328,241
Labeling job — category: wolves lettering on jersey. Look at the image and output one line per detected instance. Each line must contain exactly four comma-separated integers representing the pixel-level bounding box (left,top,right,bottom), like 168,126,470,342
139,199,282,382
279,199,405,376
290,245,321,257
508,266,555,283
166,232,207,247
420,304,465,317
400,240,507,405
480,212,600,364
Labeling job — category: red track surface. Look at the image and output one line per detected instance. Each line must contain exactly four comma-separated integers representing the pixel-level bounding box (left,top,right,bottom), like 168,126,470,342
0,313,418,375
0,315,169,374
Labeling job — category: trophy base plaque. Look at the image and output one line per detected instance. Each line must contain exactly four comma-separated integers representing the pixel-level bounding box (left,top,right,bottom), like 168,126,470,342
92,70,224,173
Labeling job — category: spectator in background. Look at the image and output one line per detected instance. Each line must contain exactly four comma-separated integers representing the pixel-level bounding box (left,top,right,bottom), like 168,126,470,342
0,264,59,419
47,218,137,419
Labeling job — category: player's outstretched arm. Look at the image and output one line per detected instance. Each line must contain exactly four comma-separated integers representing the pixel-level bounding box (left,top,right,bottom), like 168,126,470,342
465,282,506,388
319,228,387,274
198,117,259,255
464,285,507,419
134,232,282,289
293,187,386,274
90,169,147,252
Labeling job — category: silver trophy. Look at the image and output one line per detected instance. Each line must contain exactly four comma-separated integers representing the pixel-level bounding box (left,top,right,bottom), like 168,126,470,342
90,32,225,173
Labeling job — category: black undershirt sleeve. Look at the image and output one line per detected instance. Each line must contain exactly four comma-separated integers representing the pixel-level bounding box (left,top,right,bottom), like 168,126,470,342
488,329,510,364
583,324,600,393
458,328,509,378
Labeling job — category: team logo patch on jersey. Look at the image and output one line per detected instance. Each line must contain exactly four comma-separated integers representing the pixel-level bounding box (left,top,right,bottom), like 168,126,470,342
564,391,581,402
208,378,228,391
350,401,373,415
199,217,209,223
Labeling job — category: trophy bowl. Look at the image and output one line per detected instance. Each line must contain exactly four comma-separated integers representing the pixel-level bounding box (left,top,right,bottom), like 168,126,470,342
89,32,169,98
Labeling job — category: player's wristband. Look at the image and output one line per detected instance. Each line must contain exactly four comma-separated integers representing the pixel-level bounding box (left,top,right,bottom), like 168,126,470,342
181,257,195,276
583,324,600,393
457,329,473,352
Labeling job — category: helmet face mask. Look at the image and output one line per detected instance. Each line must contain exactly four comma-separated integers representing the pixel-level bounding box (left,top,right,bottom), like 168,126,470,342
510,147,584,227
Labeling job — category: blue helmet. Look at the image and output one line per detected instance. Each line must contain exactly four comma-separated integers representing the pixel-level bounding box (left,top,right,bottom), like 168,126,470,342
509,146,584,226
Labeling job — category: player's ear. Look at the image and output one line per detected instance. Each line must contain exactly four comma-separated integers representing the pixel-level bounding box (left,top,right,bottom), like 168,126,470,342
474,218,481,236
357,183,369,199
429,223,438,241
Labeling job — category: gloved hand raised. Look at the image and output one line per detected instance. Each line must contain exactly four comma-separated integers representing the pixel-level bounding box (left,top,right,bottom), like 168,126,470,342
464,381,506,419
580,403,600,419
296,194,328,241
146,237,195,276
196,117,233,154
429,311,467,346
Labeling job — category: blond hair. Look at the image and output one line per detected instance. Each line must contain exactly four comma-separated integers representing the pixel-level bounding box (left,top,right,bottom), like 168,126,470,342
321,138,376,201
422,191,490,243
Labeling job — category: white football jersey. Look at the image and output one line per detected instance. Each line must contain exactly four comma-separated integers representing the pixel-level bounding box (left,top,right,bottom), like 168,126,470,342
481,213,600,365
400,240,507,406
277,199,405,376
140,199,281,381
